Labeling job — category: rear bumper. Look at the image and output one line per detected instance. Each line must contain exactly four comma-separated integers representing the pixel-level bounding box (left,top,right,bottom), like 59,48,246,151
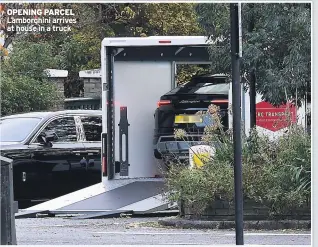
154,135,206,158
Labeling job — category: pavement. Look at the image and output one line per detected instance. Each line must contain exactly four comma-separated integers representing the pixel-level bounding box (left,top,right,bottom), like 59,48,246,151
16,216,311,245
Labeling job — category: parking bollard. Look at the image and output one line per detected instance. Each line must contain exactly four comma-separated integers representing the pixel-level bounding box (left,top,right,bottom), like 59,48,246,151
1,156,17,245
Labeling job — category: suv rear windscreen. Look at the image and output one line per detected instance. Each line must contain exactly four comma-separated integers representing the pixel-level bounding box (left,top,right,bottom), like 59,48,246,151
194,83,229,94
166,82,229,95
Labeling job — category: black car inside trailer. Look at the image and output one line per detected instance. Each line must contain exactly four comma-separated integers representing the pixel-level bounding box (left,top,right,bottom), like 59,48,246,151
0,110,102,208
153,74,230,159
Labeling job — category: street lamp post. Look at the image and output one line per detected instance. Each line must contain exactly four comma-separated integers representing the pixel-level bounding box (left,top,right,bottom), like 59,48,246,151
230,3,244,245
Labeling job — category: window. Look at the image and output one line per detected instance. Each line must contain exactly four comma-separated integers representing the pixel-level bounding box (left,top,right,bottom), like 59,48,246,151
194,83,230,95
43,117,77,142
81,116,102,142
0,117,42,142
165,83,229,95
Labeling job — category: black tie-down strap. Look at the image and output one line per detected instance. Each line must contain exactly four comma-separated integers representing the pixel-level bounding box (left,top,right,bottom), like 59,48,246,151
118,106,130,176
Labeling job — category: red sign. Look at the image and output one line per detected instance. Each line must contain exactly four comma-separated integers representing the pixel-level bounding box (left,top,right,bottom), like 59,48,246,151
255,101,297,132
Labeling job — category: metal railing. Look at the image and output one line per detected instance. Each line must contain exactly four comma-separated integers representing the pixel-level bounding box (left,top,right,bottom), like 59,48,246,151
64,97,101,110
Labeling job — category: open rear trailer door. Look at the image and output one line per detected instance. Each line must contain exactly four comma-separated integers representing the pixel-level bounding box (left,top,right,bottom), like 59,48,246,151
101,36,216,180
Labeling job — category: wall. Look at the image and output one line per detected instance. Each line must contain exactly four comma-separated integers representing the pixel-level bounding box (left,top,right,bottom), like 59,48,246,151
48,69,103,98
113,61,172,178
47,69,102,110
79,69,102,98
48,77,65,94
183,199,311,221
83,77,102,98
47,77,65,110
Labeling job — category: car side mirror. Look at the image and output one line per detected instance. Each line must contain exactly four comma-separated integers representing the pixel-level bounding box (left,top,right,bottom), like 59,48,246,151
37,130,58,147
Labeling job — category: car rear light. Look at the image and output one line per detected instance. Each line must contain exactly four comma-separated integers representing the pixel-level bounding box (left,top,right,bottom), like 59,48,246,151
157,100,171,107
102,156,106,175
102,133,107,176
159,40,171,44
211,99,229,104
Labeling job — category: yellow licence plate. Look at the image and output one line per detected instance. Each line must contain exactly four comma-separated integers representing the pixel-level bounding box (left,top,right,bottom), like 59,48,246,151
174,115,202,124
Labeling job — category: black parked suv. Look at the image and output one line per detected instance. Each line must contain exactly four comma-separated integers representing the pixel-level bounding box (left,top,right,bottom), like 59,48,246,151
0,110,102,207
153,74,229,159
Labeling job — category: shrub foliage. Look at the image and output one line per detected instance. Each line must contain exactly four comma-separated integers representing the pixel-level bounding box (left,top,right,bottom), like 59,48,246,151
165,105,311,216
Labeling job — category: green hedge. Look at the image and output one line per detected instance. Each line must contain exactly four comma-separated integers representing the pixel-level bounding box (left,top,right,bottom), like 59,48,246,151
165,105,311,217
0,73,63,116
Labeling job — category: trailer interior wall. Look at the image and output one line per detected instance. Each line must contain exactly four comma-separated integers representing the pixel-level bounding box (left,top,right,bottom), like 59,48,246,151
113,61,172,178
101,36,213,180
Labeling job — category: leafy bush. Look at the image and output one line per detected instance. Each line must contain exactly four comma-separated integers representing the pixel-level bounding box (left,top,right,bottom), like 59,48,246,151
167,162,234,217
242,127,310,215
165,104,311,217
0,73,63,116
255,125,311,214
0,40,63,116
1,41,58,80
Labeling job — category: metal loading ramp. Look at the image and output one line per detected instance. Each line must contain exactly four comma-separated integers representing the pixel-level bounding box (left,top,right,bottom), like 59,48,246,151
16,179,176,219
61,181,162,209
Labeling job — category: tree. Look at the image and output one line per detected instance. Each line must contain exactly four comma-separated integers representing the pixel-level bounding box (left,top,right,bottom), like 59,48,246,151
0,41,62,116
2,40,58,79
55,36,95,97
0,3,46,54
196,3,311,105
44,3,205,95
67,3,203,70
0,73,62,116
128,3,202,36
1,3,205,98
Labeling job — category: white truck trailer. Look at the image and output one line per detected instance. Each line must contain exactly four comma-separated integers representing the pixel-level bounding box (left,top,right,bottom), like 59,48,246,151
18,36,307,218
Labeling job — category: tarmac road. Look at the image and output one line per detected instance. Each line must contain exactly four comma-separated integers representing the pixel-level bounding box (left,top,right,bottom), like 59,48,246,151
16,217,311,245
